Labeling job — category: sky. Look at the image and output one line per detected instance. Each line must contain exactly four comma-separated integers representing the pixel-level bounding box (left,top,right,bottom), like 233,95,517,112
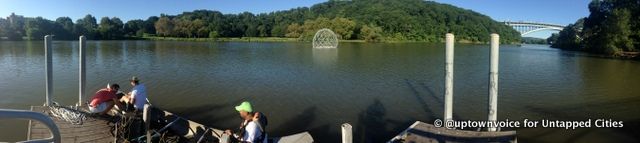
0,0,591,38
434,0,591,38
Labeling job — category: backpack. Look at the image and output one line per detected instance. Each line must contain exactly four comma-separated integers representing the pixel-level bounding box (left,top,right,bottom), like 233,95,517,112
254,112,268,143
238,112,268,143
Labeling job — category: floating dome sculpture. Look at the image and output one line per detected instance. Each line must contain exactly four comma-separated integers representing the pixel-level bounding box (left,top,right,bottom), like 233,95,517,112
312,28,339,49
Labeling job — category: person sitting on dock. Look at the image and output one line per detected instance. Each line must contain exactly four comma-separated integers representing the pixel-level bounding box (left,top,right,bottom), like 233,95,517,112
223,101,268,143
120,76,148,112
89,84,123,115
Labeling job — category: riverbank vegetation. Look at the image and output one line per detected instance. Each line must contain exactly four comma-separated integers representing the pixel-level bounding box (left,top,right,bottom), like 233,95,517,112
548,0,639,58
0,0,520,43
521,37,547,44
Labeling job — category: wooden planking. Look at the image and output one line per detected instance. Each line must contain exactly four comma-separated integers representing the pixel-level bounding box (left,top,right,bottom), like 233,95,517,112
28,106,115,143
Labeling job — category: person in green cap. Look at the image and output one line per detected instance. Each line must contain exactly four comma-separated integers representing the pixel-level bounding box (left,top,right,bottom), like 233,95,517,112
223,101,268,143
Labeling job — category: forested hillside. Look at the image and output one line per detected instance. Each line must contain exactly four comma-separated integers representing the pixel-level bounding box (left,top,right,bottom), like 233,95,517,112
0,0,520,43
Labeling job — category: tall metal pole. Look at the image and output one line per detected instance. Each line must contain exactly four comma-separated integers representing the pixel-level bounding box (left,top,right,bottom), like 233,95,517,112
488,33,500,131
78,36,86,106
45,35,53,106
444,33,454,121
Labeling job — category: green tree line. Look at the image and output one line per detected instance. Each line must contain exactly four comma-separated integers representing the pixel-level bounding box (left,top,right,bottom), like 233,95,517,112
0,0,520,43
548,0,639,56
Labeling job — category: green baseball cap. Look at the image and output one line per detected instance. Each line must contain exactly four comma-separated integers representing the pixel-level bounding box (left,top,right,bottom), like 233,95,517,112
130,76,140,82
235,101,253,112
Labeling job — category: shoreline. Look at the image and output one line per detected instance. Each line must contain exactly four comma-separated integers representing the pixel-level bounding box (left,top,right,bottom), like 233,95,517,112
1,37,636,60
1,36,506,44
139,36,496,44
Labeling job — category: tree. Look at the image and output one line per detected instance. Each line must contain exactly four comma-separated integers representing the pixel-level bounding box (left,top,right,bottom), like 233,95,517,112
547,33,559,44
25,17,55,40
124,19,145,37
551,19,584,50
54,17,75,39
285,23,303,38
271,23,288,37
0,18,8,38
155,17,174,37
360,24,383,42
330,17,356,39
577,0,639,56
607,8,634,53
172,18,205,38
209,31,218,38
75,14,98,39
1,0,525,42
292,17,356,41
98,17,124,39
240,12,257,37
6,13,26,40
300,17,332,41
192,19,208,38
144,16,159,35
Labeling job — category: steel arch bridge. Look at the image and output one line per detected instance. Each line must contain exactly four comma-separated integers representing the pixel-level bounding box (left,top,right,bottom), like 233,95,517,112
503,21,565,36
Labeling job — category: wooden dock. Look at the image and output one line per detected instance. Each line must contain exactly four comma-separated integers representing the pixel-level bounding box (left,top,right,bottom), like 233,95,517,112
28,106,116,142
25,105,313,143
389,121,517,143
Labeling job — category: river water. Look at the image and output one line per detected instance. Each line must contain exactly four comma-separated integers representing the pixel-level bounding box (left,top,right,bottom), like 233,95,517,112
0,41,638,142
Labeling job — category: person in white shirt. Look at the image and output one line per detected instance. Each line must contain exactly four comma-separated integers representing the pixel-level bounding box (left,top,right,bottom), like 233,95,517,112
121,76,148,112
224,101,268,143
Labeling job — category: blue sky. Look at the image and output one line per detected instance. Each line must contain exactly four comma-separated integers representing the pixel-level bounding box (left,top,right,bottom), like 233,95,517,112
435,0,591,38
0,0,591,38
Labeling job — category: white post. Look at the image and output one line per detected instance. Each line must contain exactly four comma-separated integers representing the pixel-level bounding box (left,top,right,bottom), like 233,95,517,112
143,104,152,143
488,33,500,131
444,33,454,121
341,123,352,143
78,36,86,106
45,35,53,106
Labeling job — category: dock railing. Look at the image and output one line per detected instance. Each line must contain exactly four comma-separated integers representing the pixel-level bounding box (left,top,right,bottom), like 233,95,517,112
0,109,61,143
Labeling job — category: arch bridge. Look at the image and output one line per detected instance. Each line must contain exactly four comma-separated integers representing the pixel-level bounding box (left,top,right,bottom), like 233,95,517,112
503,21,565,36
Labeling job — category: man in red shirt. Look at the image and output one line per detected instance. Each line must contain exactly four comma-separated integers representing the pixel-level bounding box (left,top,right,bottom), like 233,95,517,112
89,84,123,115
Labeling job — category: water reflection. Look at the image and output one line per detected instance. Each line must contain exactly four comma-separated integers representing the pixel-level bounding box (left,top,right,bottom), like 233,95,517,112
0,41,639,142
312,47,338,68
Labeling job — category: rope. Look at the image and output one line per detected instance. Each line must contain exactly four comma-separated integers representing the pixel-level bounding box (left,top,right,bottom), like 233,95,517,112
48,104,87,125
112,115,137,141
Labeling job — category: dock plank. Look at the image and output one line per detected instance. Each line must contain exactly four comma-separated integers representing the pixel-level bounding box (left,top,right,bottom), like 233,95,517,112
28,106,116,143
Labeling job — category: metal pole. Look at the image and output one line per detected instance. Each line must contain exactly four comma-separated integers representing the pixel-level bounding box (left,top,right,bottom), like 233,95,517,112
45,35,53,106
78,36,86,106
444,33,454,121
341,123,352,143
488,33,500,131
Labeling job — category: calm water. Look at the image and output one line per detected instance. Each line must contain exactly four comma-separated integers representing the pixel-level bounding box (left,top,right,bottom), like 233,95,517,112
1,41,639,142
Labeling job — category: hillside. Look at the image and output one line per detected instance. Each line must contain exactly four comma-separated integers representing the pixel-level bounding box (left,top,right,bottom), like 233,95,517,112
0,0,521,43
